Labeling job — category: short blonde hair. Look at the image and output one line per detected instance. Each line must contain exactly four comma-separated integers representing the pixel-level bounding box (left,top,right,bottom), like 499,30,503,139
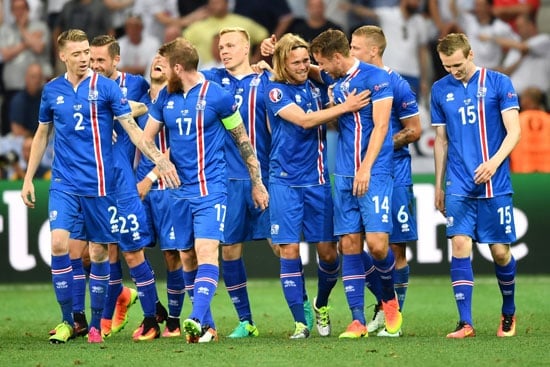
219,27,250,43
437,33,471,58
57,29,88,50
352,25,386,56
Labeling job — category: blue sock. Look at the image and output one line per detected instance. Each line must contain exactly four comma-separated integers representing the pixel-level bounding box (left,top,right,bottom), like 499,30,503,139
183,269,197,304
89,260,109,330
189,264,219,325
450,256,474,325
394,265,410,311
280,258,306,324
223,258,252,322
51,254,74,325
342,254,366,324
71,258,86,314
315,258,339,308
102,260,123,320
166,268,185,318
373,250,396,302
202,307,216,329
495,256,516,315
130,261,157,318
362,251,382,302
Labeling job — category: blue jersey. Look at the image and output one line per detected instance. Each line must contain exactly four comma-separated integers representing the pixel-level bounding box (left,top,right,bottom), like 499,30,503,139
135,92,171,191
112,72,149,197
386,66,419,187
331,60,394,177
201,68,271,179
431,68,519,198
265,79,330,186
39,70,131,196
148,80,238,197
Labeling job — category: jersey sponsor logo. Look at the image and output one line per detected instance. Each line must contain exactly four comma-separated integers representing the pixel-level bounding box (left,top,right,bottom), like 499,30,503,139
221,77,230,85
507,92,517,99
445,93,455,102
373,82,389,91
268,88,283,103
167,100,175,109
56,96,65,105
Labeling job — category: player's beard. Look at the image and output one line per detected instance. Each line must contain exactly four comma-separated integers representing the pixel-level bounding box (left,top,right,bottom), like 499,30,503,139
167,73,183,93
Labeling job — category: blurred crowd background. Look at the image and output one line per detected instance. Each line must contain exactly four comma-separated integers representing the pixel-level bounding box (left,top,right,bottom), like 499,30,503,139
1,0,549,179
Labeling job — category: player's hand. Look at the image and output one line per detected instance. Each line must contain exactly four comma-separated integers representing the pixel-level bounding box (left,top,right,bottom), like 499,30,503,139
260,34,277,57
156,157,180,188
474,160,498,184
252,182,269,211
21,180,36,209
353,166,371,197
344,89,371,112
251,60,273,74
137,178,153,200
434,187,446,216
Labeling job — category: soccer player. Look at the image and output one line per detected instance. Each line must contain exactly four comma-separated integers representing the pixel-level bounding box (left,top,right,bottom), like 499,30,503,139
347,25,422,337
431,33,520,338
265,33,369,339
135,53,186,338
200,27,271,339
89,34,168,341
20,29,178,344
309,29,401,339
142,37,269,343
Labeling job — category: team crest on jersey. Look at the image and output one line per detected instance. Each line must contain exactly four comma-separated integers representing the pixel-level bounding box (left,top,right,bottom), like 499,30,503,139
221,77,230,85
196,99,206,110
477,87,486,98
250,77,260,87
269,88,283,103
312,87,321,98
120,87,128,98
295,94,302,103
88,89,98,101
340,82,350,93
446,93,455,102
56,96,65,105
167,101,175,109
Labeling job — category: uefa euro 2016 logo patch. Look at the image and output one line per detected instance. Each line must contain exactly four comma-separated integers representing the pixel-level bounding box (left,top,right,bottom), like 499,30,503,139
268,88,283,103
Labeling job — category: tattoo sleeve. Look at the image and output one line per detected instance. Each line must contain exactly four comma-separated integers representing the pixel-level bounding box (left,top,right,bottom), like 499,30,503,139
393,127,416,150
117,113,164,164
229,123,262,187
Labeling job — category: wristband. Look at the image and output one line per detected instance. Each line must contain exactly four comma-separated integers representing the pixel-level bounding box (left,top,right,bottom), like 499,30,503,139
146,171,158,183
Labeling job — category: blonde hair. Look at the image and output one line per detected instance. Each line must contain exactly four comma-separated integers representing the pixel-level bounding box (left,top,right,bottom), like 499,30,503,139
57,29,88,50
219,27,250,43
437,33,471,58
271,33,309,83
352,25,386,56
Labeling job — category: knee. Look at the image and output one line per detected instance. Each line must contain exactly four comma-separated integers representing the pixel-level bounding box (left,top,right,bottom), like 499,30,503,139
88,243,108,263
491,246,511,266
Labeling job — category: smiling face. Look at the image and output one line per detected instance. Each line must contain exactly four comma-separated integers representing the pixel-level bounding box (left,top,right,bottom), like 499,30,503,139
439,48,475,82
90,44,119,79
285,47,311,84
218,31,249,72
150,53,167,84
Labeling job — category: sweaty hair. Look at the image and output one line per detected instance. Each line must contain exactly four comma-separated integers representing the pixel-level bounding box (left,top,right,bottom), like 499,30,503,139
158,37,199,71
57,29,88,50
90,35,120,58
271,33,309,83
437,33,471,58
352,25,387,56
310,29,350,59
219,27,250,43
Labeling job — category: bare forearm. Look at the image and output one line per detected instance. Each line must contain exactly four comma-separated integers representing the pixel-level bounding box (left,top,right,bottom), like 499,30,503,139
393,127,418,150
433,133,448,190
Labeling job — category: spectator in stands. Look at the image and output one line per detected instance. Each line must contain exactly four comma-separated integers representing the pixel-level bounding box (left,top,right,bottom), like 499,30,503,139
341,0,431,100
492,13,550,95
343,0,400,32
0,0,52,136
233,0,294,39
103,0,135,38
54,0,114,41
288,0,344,43
10,62,43,137
510,86,550,173
117,14,160,77
45,0,71,30
183,0,268,67
2,0,44,24
454,0,519,69
493,0,540,31
132,0,208,43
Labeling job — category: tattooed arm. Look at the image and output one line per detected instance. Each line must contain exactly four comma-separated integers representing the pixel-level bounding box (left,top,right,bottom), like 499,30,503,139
393,115,422,150
117,113,180,188
228,122,269,210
